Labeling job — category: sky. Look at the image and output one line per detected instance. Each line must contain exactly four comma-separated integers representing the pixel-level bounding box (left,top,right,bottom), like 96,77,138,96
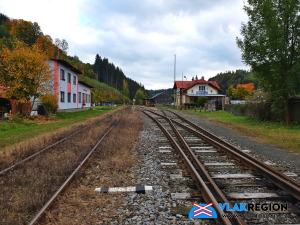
0,0,250,90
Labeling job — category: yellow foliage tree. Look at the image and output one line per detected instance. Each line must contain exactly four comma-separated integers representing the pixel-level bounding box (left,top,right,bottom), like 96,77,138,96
0,41,53,113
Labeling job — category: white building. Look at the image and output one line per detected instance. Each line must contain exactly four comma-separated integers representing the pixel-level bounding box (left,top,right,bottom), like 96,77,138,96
173,76,225,108
48,58,93,111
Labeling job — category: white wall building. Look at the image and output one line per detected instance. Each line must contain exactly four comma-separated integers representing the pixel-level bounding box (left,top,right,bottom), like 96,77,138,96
48,58,93,111
173,76,225,108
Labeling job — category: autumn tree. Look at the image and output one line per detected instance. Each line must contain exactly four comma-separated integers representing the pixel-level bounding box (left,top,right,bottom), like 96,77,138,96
232,83,254,100
0,41,53,114
236,0,300,123
121,79,129,97
8,19,42,46
35,34,56,58
134,88,146,105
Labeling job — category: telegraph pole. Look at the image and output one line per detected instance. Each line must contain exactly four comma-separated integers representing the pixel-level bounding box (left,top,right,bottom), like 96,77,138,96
174,54,176,107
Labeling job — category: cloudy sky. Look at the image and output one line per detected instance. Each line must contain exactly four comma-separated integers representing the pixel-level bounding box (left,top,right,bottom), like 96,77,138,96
0,0,250,90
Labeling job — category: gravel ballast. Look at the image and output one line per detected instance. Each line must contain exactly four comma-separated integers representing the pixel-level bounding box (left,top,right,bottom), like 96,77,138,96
43,108,300,224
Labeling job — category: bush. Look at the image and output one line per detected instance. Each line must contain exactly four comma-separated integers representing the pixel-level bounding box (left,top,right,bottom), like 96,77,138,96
245,91,272,121
40,94,58,115
196,96,208,107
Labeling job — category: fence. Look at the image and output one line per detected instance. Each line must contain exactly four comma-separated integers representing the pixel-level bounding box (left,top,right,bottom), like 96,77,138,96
225,101,300,124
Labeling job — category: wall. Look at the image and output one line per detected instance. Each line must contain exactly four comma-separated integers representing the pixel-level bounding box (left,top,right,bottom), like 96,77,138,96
188,84,218,95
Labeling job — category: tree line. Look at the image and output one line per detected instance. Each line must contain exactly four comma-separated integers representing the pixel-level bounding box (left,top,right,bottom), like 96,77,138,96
208,70,258,95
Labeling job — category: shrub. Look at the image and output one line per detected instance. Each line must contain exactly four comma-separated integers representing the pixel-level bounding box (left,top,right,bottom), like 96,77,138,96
245,91,272,121
40,94,58,115
196,96,208,107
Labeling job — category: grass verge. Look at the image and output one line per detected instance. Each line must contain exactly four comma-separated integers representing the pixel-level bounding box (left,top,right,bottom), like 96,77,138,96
159,106,300,153
0,106,118,148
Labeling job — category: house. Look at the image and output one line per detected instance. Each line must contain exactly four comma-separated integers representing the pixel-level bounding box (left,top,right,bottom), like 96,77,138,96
150,92,174,106
173,76,225,108
48,58,93,111
0,59,93,116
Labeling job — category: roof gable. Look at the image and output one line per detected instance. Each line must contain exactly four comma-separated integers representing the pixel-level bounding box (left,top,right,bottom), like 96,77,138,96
50,58,82,75
173,78,222,92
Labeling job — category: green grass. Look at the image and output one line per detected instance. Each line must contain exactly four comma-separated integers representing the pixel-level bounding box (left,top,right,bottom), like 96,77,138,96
0,107,118,148
159,106,300,153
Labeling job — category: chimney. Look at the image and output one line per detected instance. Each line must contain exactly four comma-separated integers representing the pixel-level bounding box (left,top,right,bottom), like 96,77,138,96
201,76,205,80
192,77,194,81
196,75,198,80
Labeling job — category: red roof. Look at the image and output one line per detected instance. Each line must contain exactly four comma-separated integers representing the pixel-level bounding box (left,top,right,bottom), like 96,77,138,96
173,78,222,92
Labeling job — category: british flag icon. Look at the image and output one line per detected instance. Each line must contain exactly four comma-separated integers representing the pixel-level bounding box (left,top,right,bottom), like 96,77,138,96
188,203,218,218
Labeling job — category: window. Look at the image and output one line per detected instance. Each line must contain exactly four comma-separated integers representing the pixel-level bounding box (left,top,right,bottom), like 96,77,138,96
73,94,76,103
60,69,65,80
86,94,89,103
68,73,71,83
199,85,205,91
191,90,194,94
68,93,71,102
73,75,76,85
60,91,65,102
79,92,81,103
83,93,85,103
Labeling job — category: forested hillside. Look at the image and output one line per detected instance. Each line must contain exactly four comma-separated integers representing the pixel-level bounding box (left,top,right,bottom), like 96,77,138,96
208,70,259,94
0,13,146,102
147,88,174,97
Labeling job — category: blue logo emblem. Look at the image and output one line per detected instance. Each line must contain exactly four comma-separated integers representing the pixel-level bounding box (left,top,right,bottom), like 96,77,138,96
188,203,218,218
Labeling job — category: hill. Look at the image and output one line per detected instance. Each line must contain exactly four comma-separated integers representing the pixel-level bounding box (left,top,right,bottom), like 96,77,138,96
208,70,259,94
147,88,174,98
0,13,146,103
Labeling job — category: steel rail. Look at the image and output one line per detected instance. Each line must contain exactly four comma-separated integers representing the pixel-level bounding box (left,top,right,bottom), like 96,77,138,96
28,118,121,225
145,109,245,224
0,113,116,176
164,110,300,200
142,110,238,225
0,125,90,175
162,111,245,224
167,110,300,189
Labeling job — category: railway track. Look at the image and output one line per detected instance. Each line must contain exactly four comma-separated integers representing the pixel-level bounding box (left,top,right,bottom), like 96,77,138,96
0,107,127,225
140,107,300,224
0,111,119,175
28,118,121,225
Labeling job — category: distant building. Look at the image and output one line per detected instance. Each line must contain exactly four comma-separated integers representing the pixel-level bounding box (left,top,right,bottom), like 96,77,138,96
0,59,94,116
150,92,173,106
48,58,93,111
173,76,225,108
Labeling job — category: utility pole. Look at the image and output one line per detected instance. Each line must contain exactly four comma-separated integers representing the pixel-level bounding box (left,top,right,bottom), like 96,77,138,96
174,54,176,82
174,54,176,107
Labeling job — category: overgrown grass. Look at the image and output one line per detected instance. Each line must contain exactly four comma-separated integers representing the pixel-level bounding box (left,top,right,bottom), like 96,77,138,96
0,109,126,225
40,107,143,224
160,107,300,153
0,107,117,148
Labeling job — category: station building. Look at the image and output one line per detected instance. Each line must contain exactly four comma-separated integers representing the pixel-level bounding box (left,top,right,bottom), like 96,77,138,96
173,76,225,108
150,92,173,106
